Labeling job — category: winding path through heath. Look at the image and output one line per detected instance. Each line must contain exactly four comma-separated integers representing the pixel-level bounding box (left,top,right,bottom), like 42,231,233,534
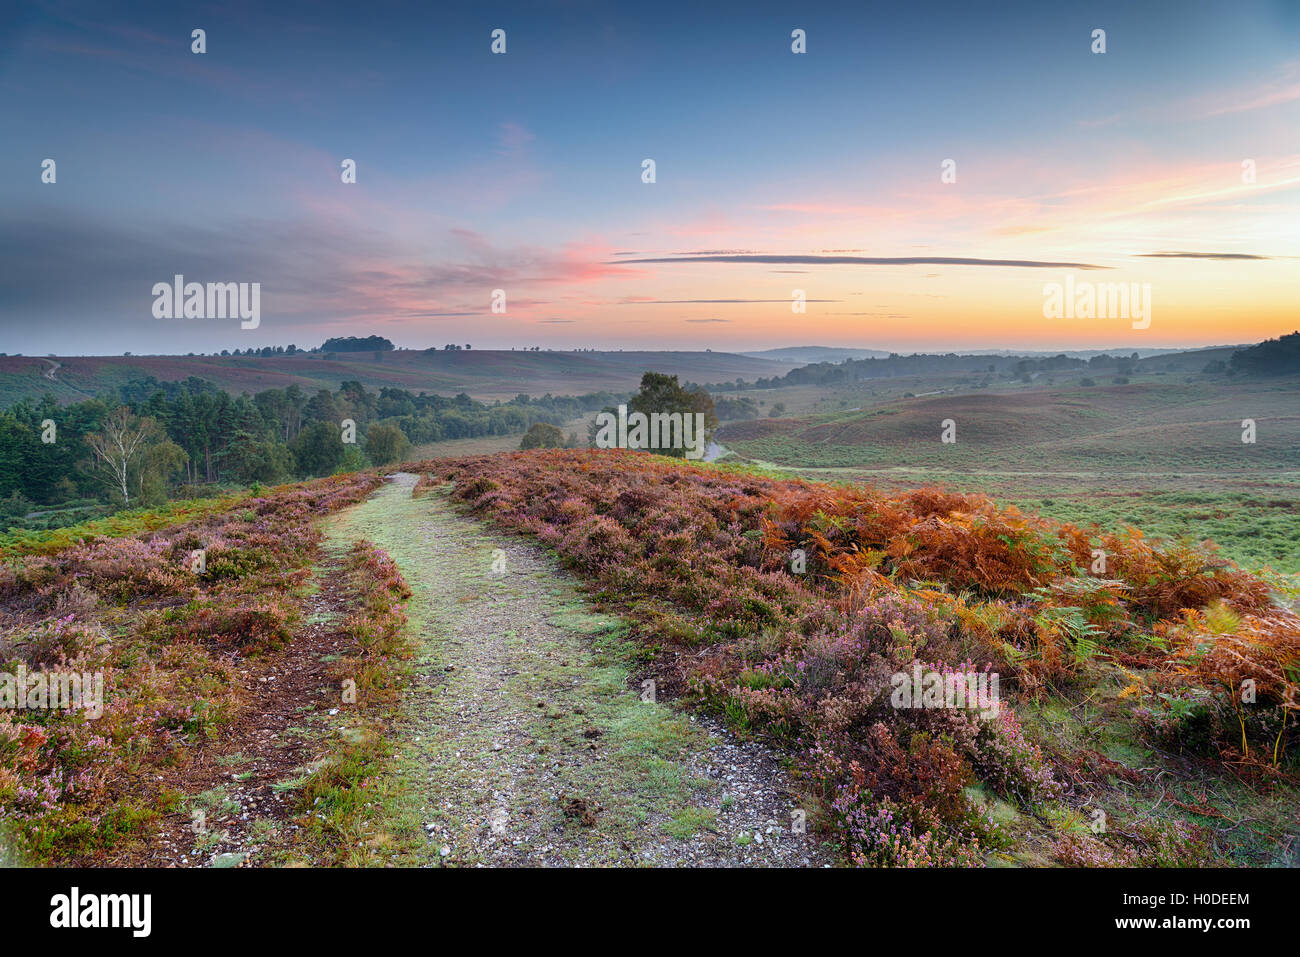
324,472,832,867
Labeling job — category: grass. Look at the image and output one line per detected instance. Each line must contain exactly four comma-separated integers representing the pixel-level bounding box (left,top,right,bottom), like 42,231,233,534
664,805,719,839
293,727,394,864
0,489,250,559
407,416,590,462
11,801,160,863
1015,678,1300,866
276,537,415,866
1008,485,1300,574
318,475,753,866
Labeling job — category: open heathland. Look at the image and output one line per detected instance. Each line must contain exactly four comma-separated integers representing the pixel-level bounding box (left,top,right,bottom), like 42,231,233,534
422,449,1300,866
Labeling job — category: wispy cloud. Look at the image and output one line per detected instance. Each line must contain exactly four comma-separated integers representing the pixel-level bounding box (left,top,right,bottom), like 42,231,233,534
1081,59,1300,126
1198,60,1300,118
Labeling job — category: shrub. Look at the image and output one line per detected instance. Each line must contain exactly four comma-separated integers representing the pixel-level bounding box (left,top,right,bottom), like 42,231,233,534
0,471,382,862
420,449,1288,865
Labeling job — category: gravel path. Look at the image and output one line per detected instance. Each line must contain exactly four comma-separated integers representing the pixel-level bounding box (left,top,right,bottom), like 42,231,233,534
331,472,835,867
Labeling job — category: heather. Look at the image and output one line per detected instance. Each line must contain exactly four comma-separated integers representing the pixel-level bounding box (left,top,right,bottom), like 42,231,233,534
428,449,1299,866
0,473,381,862
293,540,414,863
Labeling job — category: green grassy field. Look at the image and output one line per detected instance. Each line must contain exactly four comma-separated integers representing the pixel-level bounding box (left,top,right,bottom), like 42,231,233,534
406,415,592,460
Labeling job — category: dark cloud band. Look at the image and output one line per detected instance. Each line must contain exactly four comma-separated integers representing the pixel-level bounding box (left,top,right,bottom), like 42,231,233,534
1136,251,1270,260
610,254,1110,269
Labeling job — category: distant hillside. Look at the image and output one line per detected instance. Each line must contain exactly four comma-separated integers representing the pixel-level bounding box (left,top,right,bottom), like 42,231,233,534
0,349,798,408
720,377,1300,473
740,346,892,363
740,345,1243,365
958,346,1245,359
0,343,1271,410
714,345,1255,390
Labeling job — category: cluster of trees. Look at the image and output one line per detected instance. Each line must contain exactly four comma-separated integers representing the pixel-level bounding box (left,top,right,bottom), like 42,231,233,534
385,389,618,446
709,351,1146,391
1228,332,1300,375
713,396,760,421
519,422,581,449
519,374,730,454
98,337,400,360
0,376,623,527
319,335,395,353
216,344,302,356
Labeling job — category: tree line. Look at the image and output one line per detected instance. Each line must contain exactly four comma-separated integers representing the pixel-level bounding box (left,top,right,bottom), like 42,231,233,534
0,376,622,528
705,351,1160,391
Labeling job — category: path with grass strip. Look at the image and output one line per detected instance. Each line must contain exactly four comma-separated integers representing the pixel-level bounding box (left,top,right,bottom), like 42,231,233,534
324,472,832,867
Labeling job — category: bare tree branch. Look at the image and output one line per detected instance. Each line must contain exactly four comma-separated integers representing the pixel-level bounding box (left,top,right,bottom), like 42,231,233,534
86,407,155,507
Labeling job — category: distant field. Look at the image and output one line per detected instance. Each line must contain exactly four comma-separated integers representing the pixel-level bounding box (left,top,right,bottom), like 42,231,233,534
408,433,534,460
0,349,798,407
720,372,1300,573
723,375,1299,471
407,416,591,460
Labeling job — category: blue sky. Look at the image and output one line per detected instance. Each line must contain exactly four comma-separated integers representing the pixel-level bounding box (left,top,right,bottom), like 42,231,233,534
2,0,1297,354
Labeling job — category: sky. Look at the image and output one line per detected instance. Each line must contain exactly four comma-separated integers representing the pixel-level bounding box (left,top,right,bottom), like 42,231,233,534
1,0,1297,356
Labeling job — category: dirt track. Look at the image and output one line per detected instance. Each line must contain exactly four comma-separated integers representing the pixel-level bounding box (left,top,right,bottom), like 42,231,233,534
324,472,832,866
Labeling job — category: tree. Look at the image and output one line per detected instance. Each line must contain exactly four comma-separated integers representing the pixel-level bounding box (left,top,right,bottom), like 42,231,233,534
1,491,33,527
222,431,294,484
304,389,341,425
520,422,565,450
335,445,369,474
0,414,44,502
365,423,412,465
625,372,718,458
714,396,758,421
293,420,346,477
134,440,189,506
86,407,156,506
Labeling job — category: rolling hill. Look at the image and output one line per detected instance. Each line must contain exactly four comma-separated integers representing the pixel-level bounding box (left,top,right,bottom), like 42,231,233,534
0,349,800,407
720,378,1300,472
